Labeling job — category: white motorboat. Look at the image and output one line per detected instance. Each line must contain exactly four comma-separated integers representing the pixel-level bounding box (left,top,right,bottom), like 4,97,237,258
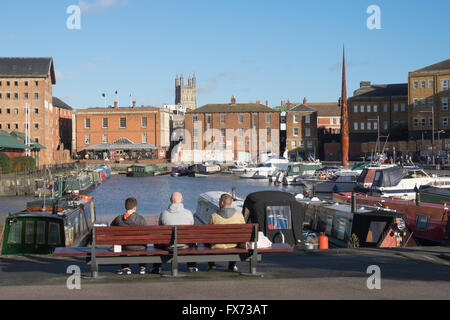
356,165,450,199
282,162,323,185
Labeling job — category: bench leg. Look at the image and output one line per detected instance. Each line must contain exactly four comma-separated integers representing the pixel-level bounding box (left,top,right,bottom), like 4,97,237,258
241,252,264,277
82,257,105,279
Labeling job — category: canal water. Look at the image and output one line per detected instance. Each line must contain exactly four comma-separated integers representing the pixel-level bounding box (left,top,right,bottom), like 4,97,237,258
0,174,307,224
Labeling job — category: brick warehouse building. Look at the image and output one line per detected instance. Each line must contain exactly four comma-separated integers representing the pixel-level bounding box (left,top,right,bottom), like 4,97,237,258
179,96,280,163
73,102,170,160
0,57,71,165
408,59,450,149
285,103,318,161
348,82,408,142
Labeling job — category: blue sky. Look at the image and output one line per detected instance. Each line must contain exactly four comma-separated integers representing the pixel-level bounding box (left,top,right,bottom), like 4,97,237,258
1,0,449,109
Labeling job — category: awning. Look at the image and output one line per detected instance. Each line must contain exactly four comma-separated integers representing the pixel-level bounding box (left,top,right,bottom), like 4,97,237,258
84,137,158,151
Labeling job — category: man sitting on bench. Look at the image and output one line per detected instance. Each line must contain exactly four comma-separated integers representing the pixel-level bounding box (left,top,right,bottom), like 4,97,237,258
151,192,198,274
207,194,245,272
111,197,148,275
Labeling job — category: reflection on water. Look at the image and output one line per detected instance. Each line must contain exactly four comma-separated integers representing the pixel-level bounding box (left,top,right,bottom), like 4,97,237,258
1,174,305,224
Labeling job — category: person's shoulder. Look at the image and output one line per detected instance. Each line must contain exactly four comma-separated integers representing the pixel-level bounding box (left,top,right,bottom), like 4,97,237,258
110,215,122,226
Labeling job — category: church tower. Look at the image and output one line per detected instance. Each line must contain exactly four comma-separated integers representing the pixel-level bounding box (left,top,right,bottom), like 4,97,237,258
175,73,197,109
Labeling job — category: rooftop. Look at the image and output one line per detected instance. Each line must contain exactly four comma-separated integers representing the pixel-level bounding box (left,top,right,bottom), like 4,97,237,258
188,103,276,114
0,57,55,84
52,97,72,111
351,83,408,99
0,130,31,151
411,58,450,74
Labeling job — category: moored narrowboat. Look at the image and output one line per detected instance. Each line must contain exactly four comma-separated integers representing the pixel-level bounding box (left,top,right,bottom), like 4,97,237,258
296,195,417,248
126,164,171,177
64,174,95,195
1,195,96,255
333,192,450,246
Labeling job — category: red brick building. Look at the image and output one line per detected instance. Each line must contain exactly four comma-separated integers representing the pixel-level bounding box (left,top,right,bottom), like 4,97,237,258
179,96,280,163
0,57,71,165
73,102,170,160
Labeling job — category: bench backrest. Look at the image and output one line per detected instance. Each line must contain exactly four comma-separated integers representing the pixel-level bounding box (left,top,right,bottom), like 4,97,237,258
94,225,173,246
177,224,257,245
94,224,258,246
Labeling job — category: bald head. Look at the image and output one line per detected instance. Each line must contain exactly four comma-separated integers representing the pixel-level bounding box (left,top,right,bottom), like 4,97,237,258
171,192,183,204
219,194,232,208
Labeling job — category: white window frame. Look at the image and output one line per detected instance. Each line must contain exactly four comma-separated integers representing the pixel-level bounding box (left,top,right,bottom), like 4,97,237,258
373,105,378,112
293,128,299,137
84,118,90,129
85,135,90,145
360,105,365,113
354,122,358,131
442,98,449,111
367,122,371,130
442,79,449,91
305,115,310,124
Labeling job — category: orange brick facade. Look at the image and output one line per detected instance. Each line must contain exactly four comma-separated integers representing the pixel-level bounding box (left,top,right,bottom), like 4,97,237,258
74,107,167,156
0,77,70,165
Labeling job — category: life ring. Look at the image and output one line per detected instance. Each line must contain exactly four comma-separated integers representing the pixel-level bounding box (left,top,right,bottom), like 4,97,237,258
320,172,328,180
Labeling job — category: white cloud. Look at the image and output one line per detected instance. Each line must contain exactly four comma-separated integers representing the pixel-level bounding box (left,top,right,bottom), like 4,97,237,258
78,0,127,14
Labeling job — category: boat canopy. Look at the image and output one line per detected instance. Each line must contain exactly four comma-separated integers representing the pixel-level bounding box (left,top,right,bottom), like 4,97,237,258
243,191,304,246
372,167,407,187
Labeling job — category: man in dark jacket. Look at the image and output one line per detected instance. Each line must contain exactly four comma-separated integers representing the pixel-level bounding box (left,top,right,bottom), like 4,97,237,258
111,197,147,275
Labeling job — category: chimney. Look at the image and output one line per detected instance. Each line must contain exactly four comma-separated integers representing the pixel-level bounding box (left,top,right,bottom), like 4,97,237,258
132,100,136,108
231,95,236,104
360,81,371,88
256,100,261,104
265,100,268,107
303,97,307,104
113,100,118,108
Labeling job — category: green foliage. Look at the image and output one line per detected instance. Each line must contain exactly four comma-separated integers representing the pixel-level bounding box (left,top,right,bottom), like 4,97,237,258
10,156,35,172
0,152,12,174
0,153,35,173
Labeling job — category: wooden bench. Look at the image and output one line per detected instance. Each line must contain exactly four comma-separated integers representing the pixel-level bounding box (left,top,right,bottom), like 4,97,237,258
53,224,293,278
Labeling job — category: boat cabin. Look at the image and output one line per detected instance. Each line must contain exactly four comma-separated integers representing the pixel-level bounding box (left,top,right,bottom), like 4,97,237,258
1,196,96,255
243,191,305,246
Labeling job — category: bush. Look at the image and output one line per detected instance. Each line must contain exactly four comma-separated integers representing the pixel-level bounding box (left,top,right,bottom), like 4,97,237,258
0,152,12,174
11,156,35,172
